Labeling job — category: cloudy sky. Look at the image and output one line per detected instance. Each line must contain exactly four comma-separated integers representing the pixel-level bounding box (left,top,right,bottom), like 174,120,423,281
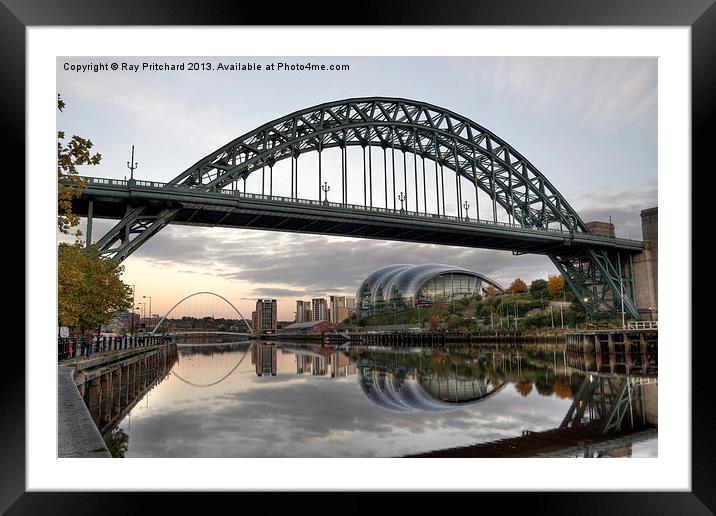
57,57,657,320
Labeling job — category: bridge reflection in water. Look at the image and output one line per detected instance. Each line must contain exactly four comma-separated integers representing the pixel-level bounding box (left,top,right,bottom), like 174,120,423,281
347,345,656,457
107,339,656,458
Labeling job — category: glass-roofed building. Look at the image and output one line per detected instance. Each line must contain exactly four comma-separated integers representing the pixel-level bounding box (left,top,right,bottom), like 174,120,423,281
356,263,504,317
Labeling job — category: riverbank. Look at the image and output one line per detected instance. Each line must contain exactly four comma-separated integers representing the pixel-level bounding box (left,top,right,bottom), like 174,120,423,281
57,366,111,458
58,343,177,458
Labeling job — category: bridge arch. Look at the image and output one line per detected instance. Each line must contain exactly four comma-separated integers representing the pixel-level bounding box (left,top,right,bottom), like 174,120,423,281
169,97,587,232
151,291,255,336
78,98,644,320
171,342,254,388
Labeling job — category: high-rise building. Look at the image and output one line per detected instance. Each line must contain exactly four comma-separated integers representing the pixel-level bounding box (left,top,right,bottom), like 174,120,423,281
255,299,277,333
253,343,277,376
295,300,311,323
311,298,328,321
330,296,357,323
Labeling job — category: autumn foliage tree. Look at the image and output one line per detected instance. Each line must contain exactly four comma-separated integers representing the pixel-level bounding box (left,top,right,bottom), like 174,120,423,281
514,380,533,397
428,314,443,330
553,376,572,399
58,94,102,239
56,96,132,335
547,275,566,298
58,244,133,334
508,278,528,294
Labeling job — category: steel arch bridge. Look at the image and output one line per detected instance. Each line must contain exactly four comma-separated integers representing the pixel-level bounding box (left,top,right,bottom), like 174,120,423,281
151,291,255,336
69,97,644,319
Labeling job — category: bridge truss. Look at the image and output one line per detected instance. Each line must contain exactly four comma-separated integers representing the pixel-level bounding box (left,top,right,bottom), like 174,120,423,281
69,97,644,319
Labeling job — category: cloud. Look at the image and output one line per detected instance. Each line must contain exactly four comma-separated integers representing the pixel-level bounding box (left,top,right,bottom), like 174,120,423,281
491,58,657,133
572,179,657,239
129,225,556,295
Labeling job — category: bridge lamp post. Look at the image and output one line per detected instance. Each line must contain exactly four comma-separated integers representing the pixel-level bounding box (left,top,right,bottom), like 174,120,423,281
322,181,330,205
398,192,406,213
583,297,590,328
127,145,138,181
463,200,470,221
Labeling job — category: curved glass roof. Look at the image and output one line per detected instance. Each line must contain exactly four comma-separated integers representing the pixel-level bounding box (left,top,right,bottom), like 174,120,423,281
356,264,411,309
356,263,504,312
358,366,505,413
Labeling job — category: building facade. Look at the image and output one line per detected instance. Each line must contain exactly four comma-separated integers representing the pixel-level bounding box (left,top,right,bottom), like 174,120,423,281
329,295,356,323
279,320,335,334
356,263,504,317
252,343,277,376
295,300,311,323
254,299,277,333
311,298,328,321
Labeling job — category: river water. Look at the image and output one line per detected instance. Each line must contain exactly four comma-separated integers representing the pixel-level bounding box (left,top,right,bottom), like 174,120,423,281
108,340,657,458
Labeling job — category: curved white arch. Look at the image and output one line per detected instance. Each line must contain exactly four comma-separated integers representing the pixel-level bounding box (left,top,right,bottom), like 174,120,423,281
151,291,255,336
172,342,254,388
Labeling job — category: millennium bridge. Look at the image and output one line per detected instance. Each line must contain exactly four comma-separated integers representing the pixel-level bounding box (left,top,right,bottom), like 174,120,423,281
67,97,646,319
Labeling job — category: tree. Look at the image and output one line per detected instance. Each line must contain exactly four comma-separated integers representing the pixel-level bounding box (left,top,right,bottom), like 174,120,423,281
429,297,448,319
514,380,533,397
104,428,130,458
485,286,497,297
508,278,528,294
553,376,572,399
535,375,554,396
547,275,566,299
428,314,443,330
463,298,480,330
58,243,133,334
58,94,102,239
529,279,548,302
446,314,463,330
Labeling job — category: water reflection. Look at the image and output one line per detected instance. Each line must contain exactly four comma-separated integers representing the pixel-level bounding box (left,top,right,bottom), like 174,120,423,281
110,340,656,458
357,356,505,413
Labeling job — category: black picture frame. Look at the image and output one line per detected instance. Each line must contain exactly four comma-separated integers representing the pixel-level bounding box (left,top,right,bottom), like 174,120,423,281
7,0,712,512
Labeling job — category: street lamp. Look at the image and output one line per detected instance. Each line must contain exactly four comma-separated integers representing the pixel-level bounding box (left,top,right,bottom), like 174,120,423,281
463,200,470,221
132,306,140,335
322,181,330,204
138,302,146,325
143,295,152,328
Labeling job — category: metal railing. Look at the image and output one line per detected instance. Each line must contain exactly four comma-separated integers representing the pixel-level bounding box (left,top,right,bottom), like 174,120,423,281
58,334,172,362
76,176,642,244
626,321,658,330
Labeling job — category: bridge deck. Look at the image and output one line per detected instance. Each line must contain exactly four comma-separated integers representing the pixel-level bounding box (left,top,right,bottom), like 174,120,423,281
72,178,643,255
404,425,656,458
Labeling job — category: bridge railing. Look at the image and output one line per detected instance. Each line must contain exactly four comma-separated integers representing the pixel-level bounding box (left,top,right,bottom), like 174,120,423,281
77,176,642,245
58,334,172,362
